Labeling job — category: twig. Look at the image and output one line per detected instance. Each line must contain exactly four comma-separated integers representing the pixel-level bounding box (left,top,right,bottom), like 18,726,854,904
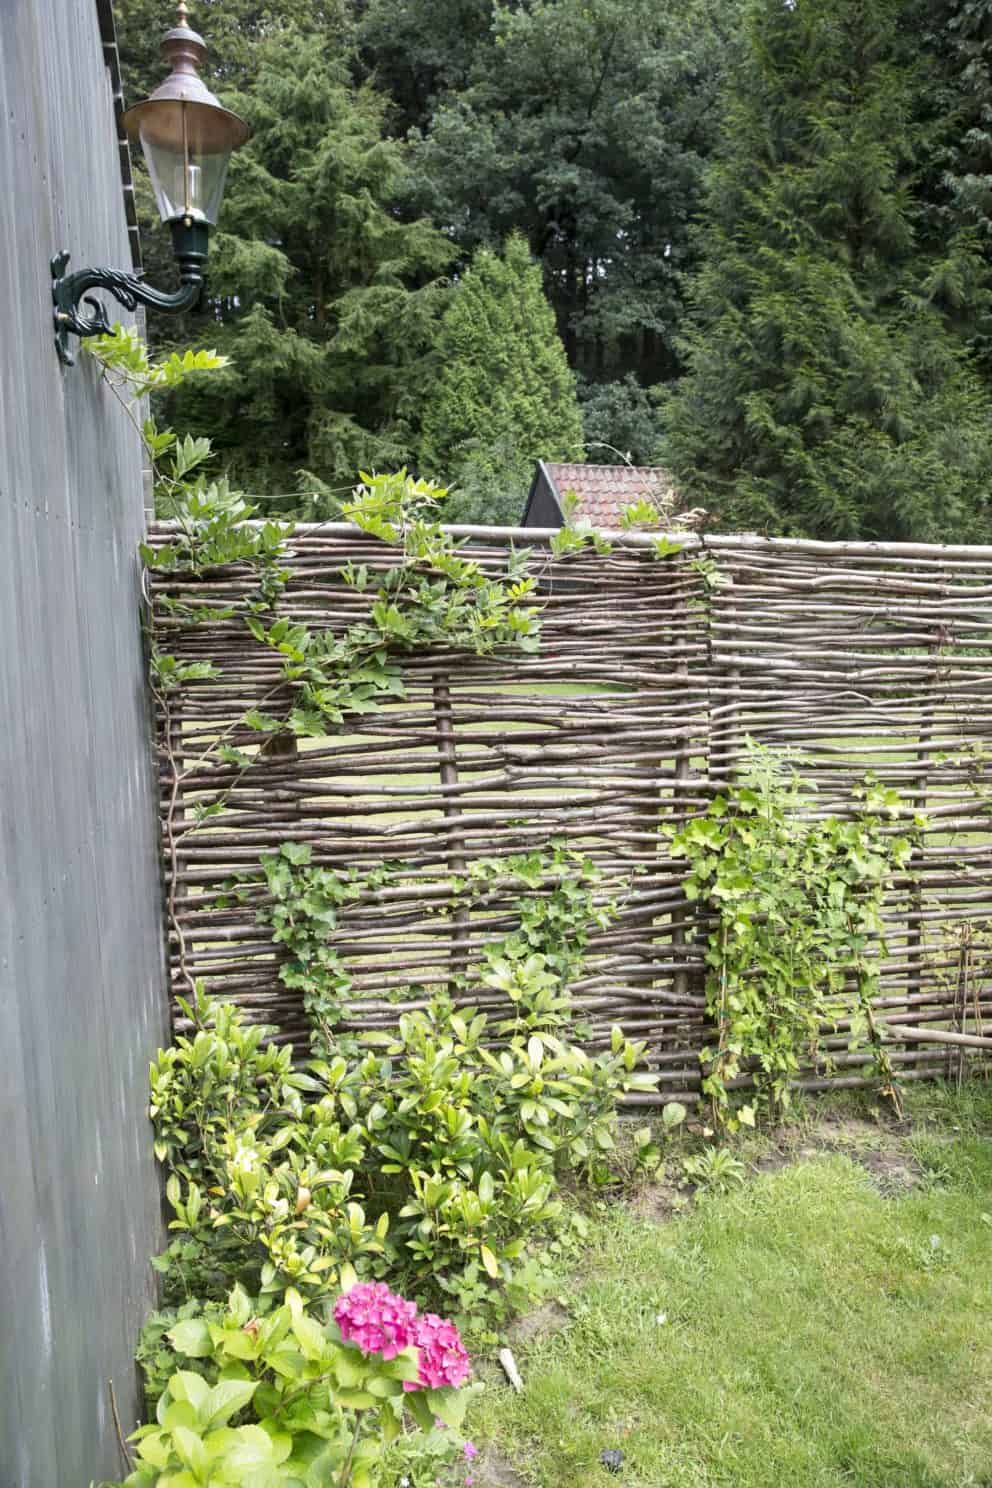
338,1412,364,1488
108,1378,135,1474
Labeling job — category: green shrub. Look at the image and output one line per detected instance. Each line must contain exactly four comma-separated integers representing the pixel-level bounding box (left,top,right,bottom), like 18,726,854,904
106,1282,475,1488
149,846,658,1337
354,994,653,1318
149,989,387,1306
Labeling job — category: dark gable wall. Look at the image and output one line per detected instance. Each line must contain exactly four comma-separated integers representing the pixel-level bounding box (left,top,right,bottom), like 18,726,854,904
0,3,168,1484
522,465,565,528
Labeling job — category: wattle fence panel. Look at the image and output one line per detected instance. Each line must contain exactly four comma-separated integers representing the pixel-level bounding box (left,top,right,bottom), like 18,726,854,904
147,524,992,1102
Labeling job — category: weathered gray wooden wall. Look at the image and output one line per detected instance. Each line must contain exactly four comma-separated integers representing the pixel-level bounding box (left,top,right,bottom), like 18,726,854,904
0,2,168,1483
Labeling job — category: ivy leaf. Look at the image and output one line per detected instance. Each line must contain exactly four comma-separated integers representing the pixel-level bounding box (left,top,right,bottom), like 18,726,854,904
244,709,285,732
217,745,255,769
280,842,312,866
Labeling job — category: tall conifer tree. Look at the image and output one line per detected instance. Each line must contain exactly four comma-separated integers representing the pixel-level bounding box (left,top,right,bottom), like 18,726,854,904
665,0,992,542
419,235,584,522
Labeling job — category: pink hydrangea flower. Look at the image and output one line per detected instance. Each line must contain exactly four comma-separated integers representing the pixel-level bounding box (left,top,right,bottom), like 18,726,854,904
334,1284,471,1391
334,1282,418,1361
403,1311,472,1391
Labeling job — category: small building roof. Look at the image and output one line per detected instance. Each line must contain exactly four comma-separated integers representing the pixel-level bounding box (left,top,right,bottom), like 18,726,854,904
523,461,679,528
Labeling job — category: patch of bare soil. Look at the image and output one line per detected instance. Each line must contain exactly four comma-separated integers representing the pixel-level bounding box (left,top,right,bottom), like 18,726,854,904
507,1300,570,1348
816,1115,894,1144
629,1114,924,1226
627,1180,686,1223
753,1116,923,1194
473,1448,529,1487
846,1146,921,1193
750,1145,813,1176
810,1116,922,1190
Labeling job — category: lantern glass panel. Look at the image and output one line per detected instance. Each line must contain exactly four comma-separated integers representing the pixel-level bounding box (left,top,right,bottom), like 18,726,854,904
139,101,233,225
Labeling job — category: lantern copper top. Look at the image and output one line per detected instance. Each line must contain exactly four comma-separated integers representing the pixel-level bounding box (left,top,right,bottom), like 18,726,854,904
120,2,250,156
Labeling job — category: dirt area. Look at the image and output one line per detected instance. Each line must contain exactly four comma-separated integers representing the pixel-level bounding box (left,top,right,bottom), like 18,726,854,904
627,1178,688,1223
628,1112,926,1223
507,1299,570,1347
472,1449,530,1487
747,1114,924,1195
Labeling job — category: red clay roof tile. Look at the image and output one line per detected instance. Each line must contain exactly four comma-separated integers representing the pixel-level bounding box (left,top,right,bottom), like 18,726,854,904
545,463,678,527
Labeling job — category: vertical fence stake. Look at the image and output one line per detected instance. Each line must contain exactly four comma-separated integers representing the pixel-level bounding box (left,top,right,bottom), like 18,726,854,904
670,572,696,1004
433,674,469,994
908,636,941,1071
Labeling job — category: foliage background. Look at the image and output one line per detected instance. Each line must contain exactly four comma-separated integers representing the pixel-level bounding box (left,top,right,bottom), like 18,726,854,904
117,0,992,538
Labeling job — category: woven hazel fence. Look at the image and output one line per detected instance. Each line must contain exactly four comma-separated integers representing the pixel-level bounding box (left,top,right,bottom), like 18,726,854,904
146,523,992,1104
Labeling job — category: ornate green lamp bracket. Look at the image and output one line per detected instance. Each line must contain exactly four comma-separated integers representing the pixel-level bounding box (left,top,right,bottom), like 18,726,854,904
51,220,207,367
49,3,248,368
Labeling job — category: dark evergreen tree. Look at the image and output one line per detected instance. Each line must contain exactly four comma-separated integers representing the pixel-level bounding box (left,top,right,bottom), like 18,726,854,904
355,0,492,138
665,0,992,542
930,0,992,237
419,235,583,522
915,0,992,374
579,375,666,467
116,8,453,498
399,0,734,386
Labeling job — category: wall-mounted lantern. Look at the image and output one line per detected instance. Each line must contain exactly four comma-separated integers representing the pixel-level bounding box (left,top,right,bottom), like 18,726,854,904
52,2,250,366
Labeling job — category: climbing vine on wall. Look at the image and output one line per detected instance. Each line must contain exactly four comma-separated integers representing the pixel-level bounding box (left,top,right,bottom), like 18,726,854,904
217,842,628,1058
670,742,925,1127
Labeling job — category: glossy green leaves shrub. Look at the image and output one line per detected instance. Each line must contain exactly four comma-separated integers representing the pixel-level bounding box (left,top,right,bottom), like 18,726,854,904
358,998,654,1316
149,990,387,1305
150,846,657,1338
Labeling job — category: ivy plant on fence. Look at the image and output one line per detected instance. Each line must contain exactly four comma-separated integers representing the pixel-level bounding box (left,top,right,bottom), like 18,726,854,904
671,740,925,1128
156,847,657,1328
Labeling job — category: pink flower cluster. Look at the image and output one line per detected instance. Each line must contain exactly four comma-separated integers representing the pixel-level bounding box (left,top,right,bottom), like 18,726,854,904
333,1282,418,1361
334,1283,471,1391
405,1312,472,1391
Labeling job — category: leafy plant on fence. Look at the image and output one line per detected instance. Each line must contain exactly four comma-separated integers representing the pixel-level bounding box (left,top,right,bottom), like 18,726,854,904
117,386,544,993
249,849,398,1060
92,325,542,807
149,849,656,1347
249,841,624,1059
142,463,544,991
670,741,924,1128
86,326,228,514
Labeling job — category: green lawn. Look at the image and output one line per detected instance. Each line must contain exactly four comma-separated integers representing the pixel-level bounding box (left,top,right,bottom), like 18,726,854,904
473,1088,992,1488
